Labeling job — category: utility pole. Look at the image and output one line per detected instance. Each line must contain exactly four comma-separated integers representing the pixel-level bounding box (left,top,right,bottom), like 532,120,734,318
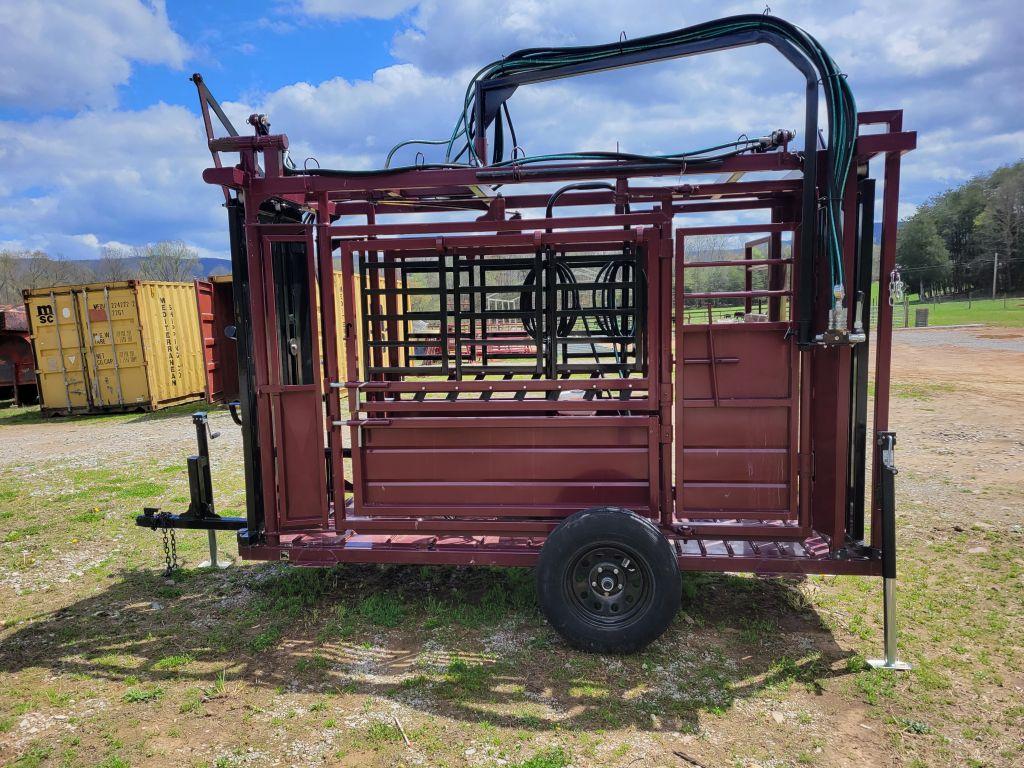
991,252,999,300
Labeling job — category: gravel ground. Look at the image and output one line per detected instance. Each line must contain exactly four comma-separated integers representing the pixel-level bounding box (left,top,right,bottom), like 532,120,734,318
894,325,1024,352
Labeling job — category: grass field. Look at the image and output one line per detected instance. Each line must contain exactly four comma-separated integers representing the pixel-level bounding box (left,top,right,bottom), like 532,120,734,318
0,328,1022,767
902,296,1024,328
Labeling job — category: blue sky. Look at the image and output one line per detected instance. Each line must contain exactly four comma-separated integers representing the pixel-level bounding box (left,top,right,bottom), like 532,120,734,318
0,0,1021,261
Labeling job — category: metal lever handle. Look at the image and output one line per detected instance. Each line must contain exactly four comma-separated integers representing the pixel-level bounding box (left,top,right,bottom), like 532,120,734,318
344,418,392,427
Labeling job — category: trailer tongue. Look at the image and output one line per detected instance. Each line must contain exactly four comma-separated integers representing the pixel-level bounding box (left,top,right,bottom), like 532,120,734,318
139,15,914,658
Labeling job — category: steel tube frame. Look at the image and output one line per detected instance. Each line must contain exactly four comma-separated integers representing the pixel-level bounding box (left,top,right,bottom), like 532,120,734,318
176,93,913,582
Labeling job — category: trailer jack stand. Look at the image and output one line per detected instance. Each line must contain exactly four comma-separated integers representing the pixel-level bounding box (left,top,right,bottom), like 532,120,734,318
868,577,911,670
867,432,912,671
136,412,246,567
198,529,232,569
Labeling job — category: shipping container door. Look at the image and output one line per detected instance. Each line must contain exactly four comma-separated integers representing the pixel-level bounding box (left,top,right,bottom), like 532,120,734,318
28,291,90,411
254,231,329,531
195,280,222,403
76,285,150,408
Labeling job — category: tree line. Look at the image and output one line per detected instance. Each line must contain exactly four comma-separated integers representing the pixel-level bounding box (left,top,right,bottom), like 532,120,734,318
0,241,200,306
897,160,1023,299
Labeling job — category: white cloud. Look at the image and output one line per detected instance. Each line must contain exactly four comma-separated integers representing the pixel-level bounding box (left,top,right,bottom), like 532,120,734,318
391,0,701,74
299,0,418,20
0,104,223,259
0,0,189,111
223,64,466,169
2,0,1023,262
812,0,1005,79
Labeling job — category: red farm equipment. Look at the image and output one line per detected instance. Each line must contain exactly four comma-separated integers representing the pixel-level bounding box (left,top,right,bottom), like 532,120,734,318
0,304,38,406
138,15,914,661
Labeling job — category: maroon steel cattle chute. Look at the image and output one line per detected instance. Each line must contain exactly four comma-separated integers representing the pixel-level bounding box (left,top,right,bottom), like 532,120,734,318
139,14,915,659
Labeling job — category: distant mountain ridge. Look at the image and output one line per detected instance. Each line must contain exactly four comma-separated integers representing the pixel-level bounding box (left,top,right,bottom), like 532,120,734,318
73,256,232,280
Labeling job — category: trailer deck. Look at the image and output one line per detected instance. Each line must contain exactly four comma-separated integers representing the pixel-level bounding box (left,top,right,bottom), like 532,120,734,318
238,527,879,576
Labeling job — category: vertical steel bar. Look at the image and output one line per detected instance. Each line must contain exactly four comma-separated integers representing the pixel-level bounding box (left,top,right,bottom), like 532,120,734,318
673,235,686,525
868,432,911,670
704,304,720,407
207,530,219,567
383,251,400,373
871,135,903,549
438,249,450,376
226,199,264,540
848,176,876,542
545,248,558,378
743,244,753,314
245,209,278,541
533,247,544,375
339,244,364,514
316,198,345,527
768,207,784,321
259,236,290,526
659,214,674,527
453,252,464,380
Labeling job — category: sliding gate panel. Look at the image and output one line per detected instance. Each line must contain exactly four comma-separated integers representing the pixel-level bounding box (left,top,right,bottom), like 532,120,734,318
673,231,802,531
255,230,329,532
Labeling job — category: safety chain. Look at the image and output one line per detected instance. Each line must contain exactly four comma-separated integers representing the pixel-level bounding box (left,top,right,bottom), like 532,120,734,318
888,267,904,306
160,525,179,576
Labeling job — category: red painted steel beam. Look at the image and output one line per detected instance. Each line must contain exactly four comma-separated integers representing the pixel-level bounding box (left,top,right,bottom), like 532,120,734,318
328,212,661,237
854,131,916,158
225,152,803,198
203,166,247,188
675,554,881,575
857,110,903,128
341,518,560,535
684,258,790,268
676,222,795,236
682,289,790,300
237,537,881,574
346,378,647,392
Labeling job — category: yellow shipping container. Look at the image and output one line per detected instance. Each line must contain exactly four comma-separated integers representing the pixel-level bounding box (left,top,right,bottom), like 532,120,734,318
24,280,205,415
337,271,407,379
197,271,404,394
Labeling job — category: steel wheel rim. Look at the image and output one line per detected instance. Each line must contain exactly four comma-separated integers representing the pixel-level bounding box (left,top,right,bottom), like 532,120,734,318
563,543,653,628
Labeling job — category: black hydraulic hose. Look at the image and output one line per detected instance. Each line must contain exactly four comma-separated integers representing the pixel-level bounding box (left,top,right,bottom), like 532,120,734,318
544,181,626,218
520,260,579,340
284,162,471,177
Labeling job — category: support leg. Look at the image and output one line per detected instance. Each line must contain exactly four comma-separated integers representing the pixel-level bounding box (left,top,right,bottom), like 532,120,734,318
199,529,231,569
868,432,910,670
868,577,911,670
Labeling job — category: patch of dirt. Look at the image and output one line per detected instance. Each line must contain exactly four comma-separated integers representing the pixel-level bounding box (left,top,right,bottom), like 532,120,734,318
889,326,1024,528
0,407,240,473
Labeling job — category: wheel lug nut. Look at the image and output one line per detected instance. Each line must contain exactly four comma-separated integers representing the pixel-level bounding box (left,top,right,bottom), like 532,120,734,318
613,568,619,574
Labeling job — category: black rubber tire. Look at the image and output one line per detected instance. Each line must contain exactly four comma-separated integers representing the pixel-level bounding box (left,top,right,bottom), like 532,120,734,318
536,506,681,653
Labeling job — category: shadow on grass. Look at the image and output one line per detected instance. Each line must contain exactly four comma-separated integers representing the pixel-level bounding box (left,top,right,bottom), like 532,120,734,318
0,562,859,734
